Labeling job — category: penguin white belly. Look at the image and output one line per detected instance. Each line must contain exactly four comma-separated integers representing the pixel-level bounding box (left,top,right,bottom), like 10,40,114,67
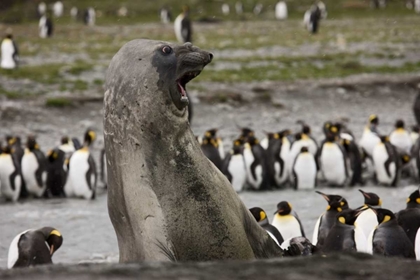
279,139,290,183
354,224,367,253
288,141,303,176
1,40,16,69
312,213,323,245
359,129,380,157
355,208,378,240
7,229,31,269
303,10,311,28
68,150,93,199
303,139,317,156
390,132,412,154
22,152,45,198
415,227,420,261
244,149,262,190
39,17,47,38
217,139,225,159
373,144,395,185
273,161,286,186
174,15,184,43
260,137,269,150
0,155,21,202
267,231,280,247
272,215,302,241
320,145,346,185
275,2,288,20
293,154,317,189
227,155,247,192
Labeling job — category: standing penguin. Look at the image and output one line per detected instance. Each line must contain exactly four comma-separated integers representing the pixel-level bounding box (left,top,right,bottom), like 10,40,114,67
389,119,412,154
275,1,288,20
21,136,47,198
1,32,19,70
0,146,22,202
243,136,267,190
272,201,306,245
292,147,317,190
160,6,172,23
367,208,416,259
39,15,53,38
201,129,223,171
312,191,349,247
174,6,192,43
266,131,290,187
303,4,322,34
355,189,382,239
318,133,348,186
372,136,400,186
396,188,420,248
7,227,63,268
65,129,97,199
359,114,380,159
84,8,96,26
249,207,284,246
45,148,67,197
341,138,363,186
222,139,247,192
322,208,367,253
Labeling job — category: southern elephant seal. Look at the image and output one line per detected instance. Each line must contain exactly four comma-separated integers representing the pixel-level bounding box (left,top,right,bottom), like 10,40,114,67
104,39,283,262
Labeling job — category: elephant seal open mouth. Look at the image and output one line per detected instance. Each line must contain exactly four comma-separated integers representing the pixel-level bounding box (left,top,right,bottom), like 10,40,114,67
104,39,283,262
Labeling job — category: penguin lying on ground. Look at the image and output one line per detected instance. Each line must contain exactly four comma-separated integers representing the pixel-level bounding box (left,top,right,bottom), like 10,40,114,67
65,129,97,199
21,135,47,198
322,208,367,253
222,139,247,192
355,189,382,239
250,207,284,246
367,208,415,259
272,201,306,245
7,227,63,268
313,191,349,248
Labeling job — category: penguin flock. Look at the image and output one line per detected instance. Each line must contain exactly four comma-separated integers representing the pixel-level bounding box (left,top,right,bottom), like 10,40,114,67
0,129,103,202
199,115,420,192
249,188,420,260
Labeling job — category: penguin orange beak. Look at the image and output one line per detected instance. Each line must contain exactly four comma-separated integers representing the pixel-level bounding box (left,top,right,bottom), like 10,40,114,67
50,244,55,255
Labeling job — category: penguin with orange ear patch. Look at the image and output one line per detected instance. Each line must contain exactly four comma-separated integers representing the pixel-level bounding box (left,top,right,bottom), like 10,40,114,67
200,128,223,171
249,207,283,246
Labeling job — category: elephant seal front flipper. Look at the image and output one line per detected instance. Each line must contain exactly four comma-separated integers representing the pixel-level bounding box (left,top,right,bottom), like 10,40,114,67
104,39,282,262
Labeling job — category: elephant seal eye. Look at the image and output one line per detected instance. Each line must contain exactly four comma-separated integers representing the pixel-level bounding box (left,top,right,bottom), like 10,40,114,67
161,46,172,54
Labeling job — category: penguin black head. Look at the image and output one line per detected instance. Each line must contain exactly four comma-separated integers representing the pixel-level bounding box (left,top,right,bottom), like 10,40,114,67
61,136,70,145
325,133,336,143
278,129,291,138
369,114,379,125
274,201,292,216
395,119,405,129
239,127,254,139
2,145,12,154
406,187,420,209
302,125,311,135
336,209,364,225
323,121,332,134
379,135,389,143
294,133,302,141
204,128,218,139
359,189,382,207
316,191,349,212
412,125,420,133
265,132,279,140
249,207,268,222
26,135,39,151
300,146,309,153
83,129,96,146
372,208,396,225
246,136,259,146
40,227,63,256
232,139,244,154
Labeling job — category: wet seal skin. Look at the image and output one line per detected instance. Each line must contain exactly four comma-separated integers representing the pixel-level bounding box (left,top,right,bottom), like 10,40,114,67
104,39,283,262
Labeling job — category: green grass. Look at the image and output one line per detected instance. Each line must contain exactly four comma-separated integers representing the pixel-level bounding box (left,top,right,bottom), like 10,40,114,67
72,80,89,91
0,86,23,99
0,64,63,84
65,61,94,75
45,97,73,107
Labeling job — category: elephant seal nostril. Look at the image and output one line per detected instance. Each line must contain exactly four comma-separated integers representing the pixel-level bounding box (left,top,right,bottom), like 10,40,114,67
208,53,214,62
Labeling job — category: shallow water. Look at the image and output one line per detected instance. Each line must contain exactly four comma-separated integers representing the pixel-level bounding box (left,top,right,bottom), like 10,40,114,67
1,184,417,268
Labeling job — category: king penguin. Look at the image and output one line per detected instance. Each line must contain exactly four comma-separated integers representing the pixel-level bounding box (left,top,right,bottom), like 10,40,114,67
249,207,283,246
372,136,400,186
355,189,382,239
389,119,412,155
7,227,63,268
396,188,420,248
0,146,22,202
292,146,317,190
46,148,67,197
318,133,348,186
200,129,223,171
174,5,192,43
272,201,306,245
359,114,380,159
275,1,288,20
322,208,367,253
243,135,267,190
65,129,97,199
21,135,47,198
312,191,349,247
1,32,19,70
367,208,416,259
39,15,53,38
266,130,290,187
222,139,247,192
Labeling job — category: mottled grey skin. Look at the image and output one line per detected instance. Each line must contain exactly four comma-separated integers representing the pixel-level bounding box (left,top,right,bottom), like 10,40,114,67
104,39,282,262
